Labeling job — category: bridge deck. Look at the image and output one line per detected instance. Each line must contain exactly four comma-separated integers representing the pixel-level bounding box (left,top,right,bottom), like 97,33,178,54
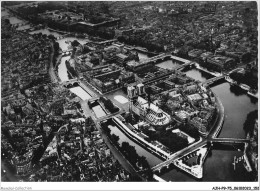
210,138,249,144
175,62,193,70
139,54,168,64
151,137,248,172
170,55,191,64
202,75,225,85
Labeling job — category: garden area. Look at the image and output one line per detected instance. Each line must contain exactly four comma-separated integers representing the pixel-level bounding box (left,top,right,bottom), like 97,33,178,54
229,70,258,90
99,96,120,114
101,119,151,172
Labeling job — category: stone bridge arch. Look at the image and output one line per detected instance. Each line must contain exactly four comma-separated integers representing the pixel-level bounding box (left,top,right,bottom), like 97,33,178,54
163,56,169,61
73,82,79,86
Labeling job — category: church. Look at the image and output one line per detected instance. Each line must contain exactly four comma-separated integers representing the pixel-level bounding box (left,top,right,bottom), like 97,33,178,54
128,84,171,127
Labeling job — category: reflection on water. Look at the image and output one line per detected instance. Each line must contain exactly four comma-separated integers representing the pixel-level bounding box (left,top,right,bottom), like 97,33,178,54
56,37,88,82
203,150,254,181
6,12,257,181
229,84,247,96
161,149,254,182
184,68,214,82
156,60,180,70
108,125,163,167
30,29,61,38
58,56,70,81
159,68,257,181
57,37,89,51
249,96,258,104
211,82,257,139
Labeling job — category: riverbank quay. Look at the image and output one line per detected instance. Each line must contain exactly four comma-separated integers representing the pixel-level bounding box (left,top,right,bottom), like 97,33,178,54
49,42,59,83
173,146,209,179
151,93,225,178
194,63,258,98
1,17,131,182
102,117,171,160
247,91,258,99
208,94,225,138
227,77,258,99
195,63,222,77
78,100,143,180
99,124,146,181
2,2,258,182
28,116,132,182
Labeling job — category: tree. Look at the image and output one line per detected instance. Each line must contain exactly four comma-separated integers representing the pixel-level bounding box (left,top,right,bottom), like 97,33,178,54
54,42,60,54
100,2,110,14
71,40,80,47
42,34,47,39
121,142,131,155
103,99,118,113
138,156,149,169
101,122,111,135
48,34,56,41
111,134,120,145
243,110,258,136
159,92,170,107
241,52,252,63
38,32,43,37
229,72,244,84
179,123,200,140
4,19,10,25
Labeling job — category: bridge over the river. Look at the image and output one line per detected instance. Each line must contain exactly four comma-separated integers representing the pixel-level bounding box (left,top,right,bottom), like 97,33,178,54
11,22,29,27
175,62,195,71
151,141,207,174
61,79,97,97
61,79,79,87
139,53,171,65
209,138,249,145
62,49,73,56
202,75,226,87
151,137,249,174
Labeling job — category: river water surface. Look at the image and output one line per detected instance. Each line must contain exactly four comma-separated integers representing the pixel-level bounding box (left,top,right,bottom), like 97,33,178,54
4,10,257,181
54,32,260,181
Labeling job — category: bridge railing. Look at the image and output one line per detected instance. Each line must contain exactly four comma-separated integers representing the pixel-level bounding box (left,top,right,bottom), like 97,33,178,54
139,53,168,65
202,76,225,85
210,138,249,143
175,62,193,70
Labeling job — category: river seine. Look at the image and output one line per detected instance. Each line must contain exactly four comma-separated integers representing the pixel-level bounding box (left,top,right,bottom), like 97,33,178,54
4,10,257,181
